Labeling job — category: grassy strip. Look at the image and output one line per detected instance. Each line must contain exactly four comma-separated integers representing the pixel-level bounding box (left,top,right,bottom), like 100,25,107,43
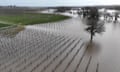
0,23,11,28
0,13,70,25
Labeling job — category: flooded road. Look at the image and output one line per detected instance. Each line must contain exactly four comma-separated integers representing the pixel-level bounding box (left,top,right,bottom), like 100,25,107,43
0,17,120,72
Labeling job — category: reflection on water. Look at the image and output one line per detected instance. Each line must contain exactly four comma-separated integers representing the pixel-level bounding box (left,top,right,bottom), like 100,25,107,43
86,41,101,56
0,25,25,38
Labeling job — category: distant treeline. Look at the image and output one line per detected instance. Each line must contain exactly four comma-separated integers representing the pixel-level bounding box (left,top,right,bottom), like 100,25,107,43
94,5,120,10
0,5,120,14
0,6,45,14
49,5,120,10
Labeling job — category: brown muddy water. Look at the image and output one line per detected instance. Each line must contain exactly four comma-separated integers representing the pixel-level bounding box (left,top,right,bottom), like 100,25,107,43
0,17,120,72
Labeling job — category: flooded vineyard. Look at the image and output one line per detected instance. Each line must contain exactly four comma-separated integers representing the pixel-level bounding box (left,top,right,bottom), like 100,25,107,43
0,16,120,72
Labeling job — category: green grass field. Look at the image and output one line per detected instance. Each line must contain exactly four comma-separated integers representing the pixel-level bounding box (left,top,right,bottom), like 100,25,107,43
0,23,11,28
0,13,69,28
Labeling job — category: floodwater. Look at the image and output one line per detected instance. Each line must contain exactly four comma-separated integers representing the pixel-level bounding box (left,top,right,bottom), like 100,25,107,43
0,17,120,72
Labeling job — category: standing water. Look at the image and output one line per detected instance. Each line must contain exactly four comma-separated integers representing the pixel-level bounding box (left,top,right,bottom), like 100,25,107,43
0,16,120,72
